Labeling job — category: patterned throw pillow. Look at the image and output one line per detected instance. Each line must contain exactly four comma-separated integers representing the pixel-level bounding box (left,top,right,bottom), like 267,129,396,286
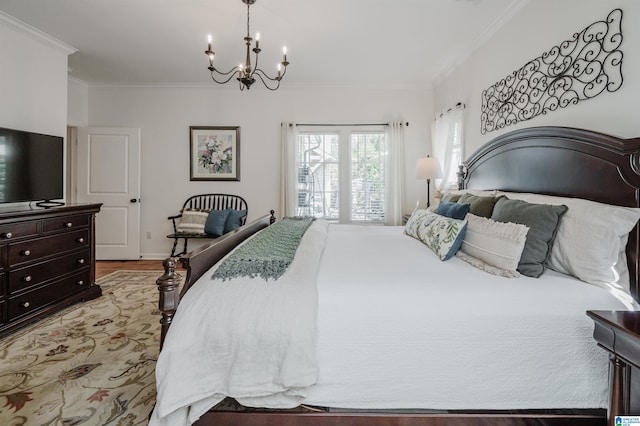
404,209,431,239
176,208,209,235
405,210,467,261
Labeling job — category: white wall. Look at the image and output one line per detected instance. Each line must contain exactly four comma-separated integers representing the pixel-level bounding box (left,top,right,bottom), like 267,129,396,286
68,78,89,127
87,85,432,258
433,0,640,156
0,15,70,137
0,14,74,204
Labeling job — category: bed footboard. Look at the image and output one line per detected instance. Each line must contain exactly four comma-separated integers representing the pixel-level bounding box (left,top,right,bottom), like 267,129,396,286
156,210,276,349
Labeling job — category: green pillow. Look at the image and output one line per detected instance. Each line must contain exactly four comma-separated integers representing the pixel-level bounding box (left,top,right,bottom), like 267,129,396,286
442,193,463,203
491,198,568,278
457,193,504,218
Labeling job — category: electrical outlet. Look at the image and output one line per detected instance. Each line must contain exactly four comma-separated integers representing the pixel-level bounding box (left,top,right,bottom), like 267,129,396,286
146,232,152,239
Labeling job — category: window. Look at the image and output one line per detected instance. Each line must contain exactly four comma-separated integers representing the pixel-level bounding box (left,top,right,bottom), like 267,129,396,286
296,126,386,223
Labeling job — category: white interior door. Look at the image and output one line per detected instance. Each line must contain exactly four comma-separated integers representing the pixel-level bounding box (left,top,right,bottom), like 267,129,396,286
76,127,141,260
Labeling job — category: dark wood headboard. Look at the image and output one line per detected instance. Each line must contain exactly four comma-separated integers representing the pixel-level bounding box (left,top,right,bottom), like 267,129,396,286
458,126,640,301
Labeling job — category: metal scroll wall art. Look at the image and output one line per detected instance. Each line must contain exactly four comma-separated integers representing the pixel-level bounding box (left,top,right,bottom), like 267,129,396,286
480,8,623,134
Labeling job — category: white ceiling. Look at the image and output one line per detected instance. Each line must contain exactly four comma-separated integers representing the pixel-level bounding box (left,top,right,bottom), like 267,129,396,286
0,0,526,88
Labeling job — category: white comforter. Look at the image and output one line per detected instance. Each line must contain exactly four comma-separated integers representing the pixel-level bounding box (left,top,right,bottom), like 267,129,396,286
306,225,636,409
151,223,636,425
150,220,329,426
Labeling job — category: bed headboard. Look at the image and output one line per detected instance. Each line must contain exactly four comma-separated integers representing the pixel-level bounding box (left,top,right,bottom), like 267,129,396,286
458,126,640,301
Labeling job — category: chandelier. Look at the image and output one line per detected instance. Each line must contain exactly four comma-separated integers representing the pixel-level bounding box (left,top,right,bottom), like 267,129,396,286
204,0,290,91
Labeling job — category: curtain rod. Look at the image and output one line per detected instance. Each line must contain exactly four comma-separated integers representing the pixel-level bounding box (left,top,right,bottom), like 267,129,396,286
437,102,465,118
288,122,409,127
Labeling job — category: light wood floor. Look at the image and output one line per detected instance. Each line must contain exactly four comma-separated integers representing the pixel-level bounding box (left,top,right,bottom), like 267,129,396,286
96,260,168,279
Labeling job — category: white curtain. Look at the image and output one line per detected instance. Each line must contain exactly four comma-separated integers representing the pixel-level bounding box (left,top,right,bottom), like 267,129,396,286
384,122,405,226
432,107,464,192
280,122,298,218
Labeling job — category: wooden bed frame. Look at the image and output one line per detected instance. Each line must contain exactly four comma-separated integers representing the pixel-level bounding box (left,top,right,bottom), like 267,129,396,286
156,126,640,426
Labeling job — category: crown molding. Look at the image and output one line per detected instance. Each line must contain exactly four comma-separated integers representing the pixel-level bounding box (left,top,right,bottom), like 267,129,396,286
68,75,89,87
0,11,77,55
84,81,432,92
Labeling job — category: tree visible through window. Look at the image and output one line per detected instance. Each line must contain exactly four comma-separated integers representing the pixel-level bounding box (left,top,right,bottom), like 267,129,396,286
296,127,386,223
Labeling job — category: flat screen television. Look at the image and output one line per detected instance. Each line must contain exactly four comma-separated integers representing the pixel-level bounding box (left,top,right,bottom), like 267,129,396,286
0,127,64,206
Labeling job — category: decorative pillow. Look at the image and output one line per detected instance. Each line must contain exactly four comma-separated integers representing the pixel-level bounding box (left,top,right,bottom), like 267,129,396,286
442,193,463,203
436,201,471,220
491,198,568,278
176,208,209,235
204,209,231,236
224,209,248,233
406,211,467,261
457,193,504,218
404,209,431,239
497,191,640,291
442,189,498,200
458,213,529,277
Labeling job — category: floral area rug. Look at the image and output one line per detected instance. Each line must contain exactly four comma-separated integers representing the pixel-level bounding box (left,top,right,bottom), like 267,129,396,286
0,270,163,426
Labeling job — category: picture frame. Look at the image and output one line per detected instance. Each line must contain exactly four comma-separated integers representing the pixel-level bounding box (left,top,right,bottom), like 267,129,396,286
189,126,240,181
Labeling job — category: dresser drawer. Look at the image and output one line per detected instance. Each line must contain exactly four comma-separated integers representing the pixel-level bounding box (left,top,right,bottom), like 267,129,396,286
8,270,91,320
42,214,90,234
0,221,38,241
9,249,91,293
8,230,89,266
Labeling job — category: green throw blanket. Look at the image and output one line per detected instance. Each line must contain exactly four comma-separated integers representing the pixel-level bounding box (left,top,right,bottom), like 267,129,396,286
212,216,316,281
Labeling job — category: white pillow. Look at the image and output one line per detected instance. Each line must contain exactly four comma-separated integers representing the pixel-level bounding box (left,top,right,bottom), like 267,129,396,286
176,208,210,234
458,213,529,277
496,191,640,291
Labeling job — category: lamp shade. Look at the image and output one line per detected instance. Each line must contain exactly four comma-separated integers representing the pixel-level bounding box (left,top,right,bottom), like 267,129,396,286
415,156,443,180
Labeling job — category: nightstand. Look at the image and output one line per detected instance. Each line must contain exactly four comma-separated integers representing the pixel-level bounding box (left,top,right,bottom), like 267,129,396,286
587,310,640,425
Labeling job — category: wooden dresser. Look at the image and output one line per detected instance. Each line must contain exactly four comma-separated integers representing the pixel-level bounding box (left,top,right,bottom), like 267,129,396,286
0,203,102,337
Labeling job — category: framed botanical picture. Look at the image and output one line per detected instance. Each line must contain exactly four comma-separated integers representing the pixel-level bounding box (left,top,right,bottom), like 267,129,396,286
189,126,240,181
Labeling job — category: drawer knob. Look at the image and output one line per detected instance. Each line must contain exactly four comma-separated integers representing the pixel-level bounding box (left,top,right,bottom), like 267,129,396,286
77,237,84,243
65,222,73,228
22,249,31,256
76,280,85,286
23,275,32,282
77,259,85,265
3,232,12,239
22,302,30,308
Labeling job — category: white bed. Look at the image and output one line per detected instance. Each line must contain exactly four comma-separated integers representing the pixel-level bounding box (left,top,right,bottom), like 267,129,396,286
152,126,640,426
151,221,635,425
